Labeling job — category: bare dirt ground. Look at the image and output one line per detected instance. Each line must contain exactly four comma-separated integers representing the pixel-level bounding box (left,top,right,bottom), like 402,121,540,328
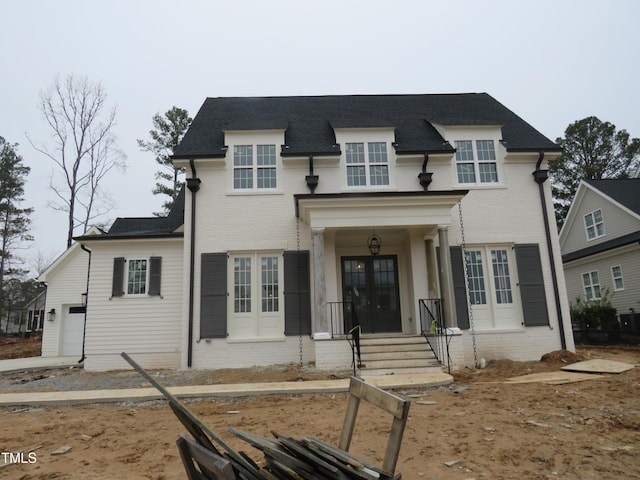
1,338,639,480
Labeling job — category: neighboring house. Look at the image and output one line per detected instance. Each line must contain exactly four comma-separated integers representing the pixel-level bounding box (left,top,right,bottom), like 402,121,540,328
47,93,574,371
560,179,640,326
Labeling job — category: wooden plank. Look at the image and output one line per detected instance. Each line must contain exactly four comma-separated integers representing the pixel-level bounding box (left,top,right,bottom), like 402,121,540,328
561,359,635,374
348,377,407,419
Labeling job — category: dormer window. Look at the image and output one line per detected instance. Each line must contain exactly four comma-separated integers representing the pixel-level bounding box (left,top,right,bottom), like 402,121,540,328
454,140,498,184
346,142,389,187
233,144,277,190
584,209,605,240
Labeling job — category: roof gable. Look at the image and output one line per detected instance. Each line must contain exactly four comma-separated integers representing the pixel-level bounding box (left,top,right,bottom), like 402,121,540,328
173,93,559,159
584,179,640,217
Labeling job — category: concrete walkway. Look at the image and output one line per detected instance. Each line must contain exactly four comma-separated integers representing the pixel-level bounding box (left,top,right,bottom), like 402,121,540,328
0,355,82,374
0,356,453,407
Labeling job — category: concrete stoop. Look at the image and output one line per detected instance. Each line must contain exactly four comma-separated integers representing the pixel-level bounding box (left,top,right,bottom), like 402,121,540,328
356,335,443,376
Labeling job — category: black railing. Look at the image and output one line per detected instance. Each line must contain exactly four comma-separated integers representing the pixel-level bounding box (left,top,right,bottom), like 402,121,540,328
327,301,362,374
419,298,452,373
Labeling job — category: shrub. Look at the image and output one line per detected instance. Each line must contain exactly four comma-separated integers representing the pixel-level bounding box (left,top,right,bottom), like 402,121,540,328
570,288,618,331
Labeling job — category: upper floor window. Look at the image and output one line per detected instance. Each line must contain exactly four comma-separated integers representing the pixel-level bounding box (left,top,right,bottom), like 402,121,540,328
584,209,605,240
233,144,277,190
454,140,498,184
346,142,389,187
127,259,148,295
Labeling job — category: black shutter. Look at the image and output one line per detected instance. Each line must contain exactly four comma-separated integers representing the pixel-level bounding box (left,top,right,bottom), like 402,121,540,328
284,250,312,335
514,244,550,327
450,246,470,330
111,257,125,298
200,253,228,338
148,257,162,296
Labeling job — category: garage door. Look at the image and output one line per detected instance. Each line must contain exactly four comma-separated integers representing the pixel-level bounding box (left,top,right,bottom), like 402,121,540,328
60,306,85,356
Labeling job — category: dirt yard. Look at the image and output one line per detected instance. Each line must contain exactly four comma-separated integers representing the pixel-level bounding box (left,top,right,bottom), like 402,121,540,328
1,340,639,480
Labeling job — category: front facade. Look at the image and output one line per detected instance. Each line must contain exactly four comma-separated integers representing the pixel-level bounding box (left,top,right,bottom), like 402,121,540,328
51,93,574,371
560,179,640,325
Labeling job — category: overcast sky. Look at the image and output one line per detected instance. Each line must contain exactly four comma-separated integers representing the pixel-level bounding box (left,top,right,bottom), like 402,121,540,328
2,0,639,274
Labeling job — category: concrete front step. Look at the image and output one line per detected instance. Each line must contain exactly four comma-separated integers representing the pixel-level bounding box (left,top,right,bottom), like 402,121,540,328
360,350,434,361
356,334,442,375
359,365,444,376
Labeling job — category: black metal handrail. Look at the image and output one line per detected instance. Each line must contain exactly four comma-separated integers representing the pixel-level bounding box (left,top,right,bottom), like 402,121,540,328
327,301,362,374
419,298,452,373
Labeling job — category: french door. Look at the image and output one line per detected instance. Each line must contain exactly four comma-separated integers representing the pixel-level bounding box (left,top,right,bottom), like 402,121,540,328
341,255,401,334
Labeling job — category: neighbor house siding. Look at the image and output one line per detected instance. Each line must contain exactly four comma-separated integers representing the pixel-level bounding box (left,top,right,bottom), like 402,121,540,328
561,188,640,254
564,243,640,316
40,245,90,357
81,238,183,371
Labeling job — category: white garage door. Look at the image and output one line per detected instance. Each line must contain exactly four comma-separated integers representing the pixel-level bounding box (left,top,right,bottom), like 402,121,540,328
60,306,85,356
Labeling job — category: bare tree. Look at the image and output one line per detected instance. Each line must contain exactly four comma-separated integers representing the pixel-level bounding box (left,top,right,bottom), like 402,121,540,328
30,75,126,248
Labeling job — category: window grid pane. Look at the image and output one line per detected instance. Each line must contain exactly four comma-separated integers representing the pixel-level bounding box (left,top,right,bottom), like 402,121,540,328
257,167,277,188
457,163,476,183
476,140,496,161
347,165,367,186
234,168,253,189
465,251,486,305
582,271,601,300
367,142,388,164
491,250,513,304
261,256,279,312
612,266,624,290
455,141,474,161
234,145,253,166
369,165,389,185
127,259,147,295
478,162,498,183
257,145,276,166
234,257,252,313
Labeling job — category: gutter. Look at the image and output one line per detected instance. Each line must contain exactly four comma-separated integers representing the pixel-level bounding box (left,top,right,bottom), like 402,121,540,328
80,244,92,363
186,159,201,368
533,152,567,350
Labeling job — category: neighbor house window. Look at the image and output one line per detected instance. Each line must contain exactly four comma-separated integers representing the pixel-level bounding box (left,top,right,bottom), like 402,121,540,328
233,144,277,190
584,209,605,240
346,142,389,187
455,140,498,184
611,265,624,291
127,259,148,295
582,271,601,300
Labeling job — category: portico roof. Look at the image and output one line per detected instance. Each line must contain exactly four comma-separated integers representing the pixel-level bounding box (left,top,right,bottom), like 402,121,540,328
294,190,468,229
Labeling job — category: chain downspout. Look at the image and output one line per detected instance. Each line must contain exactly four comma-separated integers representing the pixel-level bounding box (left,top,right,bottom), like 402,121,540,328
458,200,479,368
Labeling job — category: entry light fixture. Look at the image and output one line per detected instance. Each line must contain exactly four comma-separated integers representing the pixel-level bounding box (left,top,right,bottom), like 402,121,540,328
368,234,381,256
47,308,56,322
81,292,88,307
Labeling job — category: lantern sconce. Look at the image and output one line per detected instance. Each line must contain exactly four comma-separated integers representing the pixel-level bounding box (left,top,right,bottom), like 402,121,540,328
47,308,56,322
368,234,382,256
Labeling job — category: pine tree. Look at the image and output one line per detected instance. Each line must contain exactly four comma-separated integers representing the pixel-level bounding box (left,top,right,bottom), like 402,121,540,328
138,107,192,215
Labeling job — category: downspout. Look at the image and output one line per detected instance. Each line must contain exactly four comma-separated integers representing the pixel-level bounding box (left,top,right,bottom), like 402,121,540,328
80,244,91,363
186,159,201,367
533,151,567,350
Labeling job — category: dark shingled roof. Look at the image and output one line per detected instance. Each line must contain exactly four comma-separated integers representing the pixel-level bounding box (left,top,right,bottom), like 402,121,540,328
172,93,560,159
101,187,185,238
584,178,640,216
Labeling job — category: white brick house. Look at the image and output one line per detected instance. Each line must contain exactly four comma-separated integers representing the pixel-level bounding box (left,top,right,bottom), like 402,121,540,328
50,93,574,371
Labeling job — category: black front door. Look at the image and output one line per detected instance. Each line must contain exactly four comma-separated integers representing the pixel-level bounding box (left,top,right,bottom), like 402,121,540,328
342,255,401,333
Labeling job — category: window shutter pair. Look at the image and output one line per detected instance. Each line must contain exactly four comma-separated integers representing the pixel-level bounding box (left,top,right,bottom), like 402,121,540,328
448,244,550,329
111,257,162,298
198,251,312,339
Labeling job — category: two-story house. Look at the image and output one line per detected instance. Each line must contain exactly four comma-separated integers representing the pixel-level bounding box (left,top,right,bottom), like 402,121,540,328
41,93,574,371
560,178,640,332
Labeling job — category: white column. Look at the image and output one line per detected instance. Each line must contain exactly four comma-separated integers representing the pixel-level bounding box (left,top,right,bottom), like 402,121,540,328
312,228,329,338
438,227,457,329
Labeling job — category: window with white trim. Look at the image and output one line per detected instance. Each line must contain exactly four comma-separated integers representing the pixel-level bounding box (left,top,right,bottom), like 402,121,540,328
584,209,605,240
233,144,277,190
127,259,148,295
454,140,498,184
611,265,624,291
229,252,283,338
582,271,601,300
346,142,389,187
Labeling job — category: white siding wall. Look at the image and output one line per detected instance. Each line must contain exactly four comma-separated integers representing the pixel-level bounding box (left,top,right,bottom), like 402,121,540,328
82,238,183,371
41,246,89,357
